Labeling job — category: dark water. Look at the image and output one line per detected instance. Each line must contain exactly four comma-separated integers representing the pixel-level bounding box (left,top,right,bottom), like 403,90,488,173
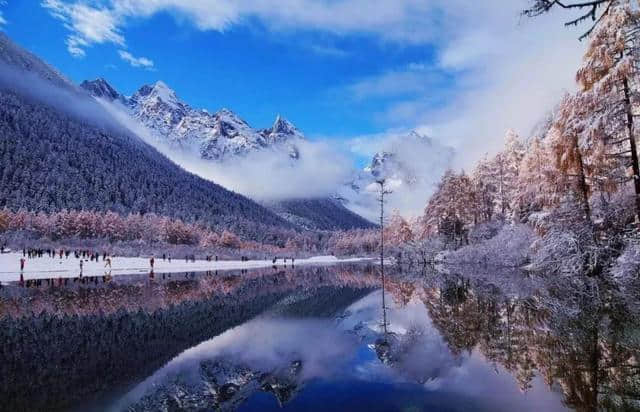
0,264,638,411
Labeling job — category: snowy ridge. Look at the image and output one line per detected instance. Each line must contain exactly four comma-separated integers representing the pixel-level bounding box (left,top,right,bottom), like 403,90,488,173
81,78,303,161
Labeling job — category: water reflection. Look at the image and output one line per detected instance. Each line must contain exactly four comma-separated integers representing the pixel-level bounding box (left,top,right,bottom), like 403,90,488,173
0,263,638,411
0,265,377,412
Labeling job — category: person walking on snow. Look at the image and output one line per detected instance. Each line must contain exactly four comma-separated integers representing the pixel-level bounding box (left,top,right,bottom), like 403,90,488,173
150,256,155,270
20,257,25,271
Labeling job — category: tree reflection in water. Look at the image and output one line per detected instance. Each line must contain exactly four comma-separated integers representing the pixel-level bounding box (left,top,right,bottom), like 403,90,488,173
380,266,640,412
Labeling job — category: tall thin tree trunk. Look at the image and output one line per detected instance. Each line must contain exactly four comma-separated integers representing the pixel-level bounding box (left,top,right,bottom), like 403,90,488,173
377,180,388,340
623,78,640,222
574,136,592,223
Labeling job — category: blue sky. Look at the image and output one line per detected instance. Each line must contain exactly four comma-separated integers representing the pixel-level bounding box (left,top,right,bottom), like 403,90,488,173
0,2,450,141
0,0,585,169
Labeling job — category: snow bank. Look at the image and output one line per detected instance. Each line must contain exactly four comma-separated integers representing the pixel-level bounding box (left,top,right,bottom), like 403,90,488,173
0,253,372,282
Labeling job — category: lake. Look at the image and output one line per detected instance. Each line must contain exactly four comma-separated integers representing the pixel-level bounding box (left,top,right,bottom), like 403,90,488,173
0,263,637,411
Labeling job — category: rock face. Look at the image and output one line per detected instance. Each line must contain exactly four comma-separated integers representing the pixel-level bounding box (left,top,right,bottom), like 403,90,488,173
79,78,126,104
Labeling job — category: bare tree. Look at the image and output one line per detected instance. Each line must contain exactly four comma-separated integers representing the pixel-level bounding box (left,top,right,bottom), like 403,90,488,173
522,0,614,39
376,179,392,339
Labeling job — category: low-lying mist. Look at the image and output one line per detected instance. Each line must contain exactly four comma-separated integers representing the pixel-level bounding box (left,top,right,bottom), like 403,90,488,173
100,99,354,201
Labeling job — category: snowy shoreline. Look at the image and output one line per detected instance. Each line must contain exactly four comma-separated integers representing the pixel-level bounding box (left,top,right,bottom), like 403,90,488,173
0,253,373,282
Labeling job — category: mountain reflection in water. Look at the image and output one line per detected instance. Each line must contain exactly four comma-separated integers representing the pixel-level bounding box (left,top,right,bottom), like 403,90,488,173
0,264,638,411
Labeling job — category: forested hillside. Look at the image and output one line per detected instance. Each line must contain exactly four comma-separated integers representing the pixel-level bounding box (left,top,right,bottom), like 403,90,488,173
0,33,294,240
0,90,293,237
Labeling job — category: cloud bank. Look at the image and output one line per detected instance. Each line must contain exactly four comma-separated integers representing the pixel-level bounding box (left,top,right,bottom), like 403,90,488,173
99,98,353,201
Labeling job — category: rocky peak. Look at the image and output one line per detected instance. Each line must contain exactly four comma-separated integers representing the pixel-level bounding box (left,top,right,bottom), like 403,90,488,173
80,78,124,103
131,80,183,110
272,115,297,135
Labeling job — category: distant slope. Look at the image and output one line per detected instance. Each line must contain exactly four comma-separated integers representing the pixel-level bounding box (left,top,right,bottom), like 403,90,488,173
0,33,292,238
265,198,376,230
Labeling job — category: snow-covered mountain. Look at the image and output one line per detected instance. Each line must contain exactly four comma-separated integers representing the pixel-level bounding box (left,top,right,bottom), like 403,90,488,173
337,131,455,220
81,78,375,230
79,77,127,104
81,78,302,161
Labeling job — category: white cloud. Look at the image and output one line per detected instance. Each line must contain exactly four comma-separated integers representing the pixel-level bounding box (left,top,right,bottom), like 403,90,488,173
118,50,154,69
343,0,586,169
346,63,446,101
338,129,454,220
109,0,439,43
42,0,124,57
40,0,450,57
307,44,349,58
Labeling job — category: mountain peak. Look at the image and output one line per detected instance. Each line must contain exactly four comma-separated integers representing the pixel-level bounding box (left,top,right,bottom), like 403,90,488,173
80,78,123,102
272,115,297,135
265,114,304,143
215,108,249,125
132,80,183,111
216,107,236,117
150,80,178,103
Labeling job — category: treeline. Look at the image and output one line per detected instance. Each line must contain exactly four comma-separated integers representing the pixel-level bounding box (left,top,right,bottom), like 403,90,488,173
0,208,384,256
0,208,241,246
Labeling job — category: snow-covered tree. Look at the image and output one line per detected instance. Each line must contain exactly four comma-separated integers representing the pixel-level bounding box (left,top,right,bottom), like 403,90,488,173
524,0,640,221
515,137,554,219
422,170,477,245
472,154,498,223
574,0,640,221
386,212,414,245
220,230,240,248
547,94,593,222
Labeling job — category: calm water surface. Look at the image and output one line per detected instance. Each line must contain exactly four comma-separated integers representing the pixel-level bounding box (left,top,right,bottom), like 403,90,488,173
0,264,637,411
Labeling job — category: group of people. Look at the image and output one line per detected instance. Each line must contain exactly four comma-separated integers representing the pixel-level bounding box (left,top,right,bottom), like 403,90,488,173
18,248,113,272
272,256,295,265
13,247,299,288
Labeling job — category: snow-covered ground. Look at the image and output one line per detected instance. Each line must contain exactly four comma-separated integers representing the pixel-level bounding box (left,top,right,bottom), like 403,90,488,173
0,252,371,282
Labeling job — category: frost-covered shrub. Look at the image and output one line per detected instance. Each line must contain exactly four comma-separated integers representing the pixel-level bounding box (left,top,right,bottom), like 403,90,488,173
612,240,640,310
447,224,535,267
613,241,640,280
530,222,596,277
400,236,446,264
467,221,504,245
